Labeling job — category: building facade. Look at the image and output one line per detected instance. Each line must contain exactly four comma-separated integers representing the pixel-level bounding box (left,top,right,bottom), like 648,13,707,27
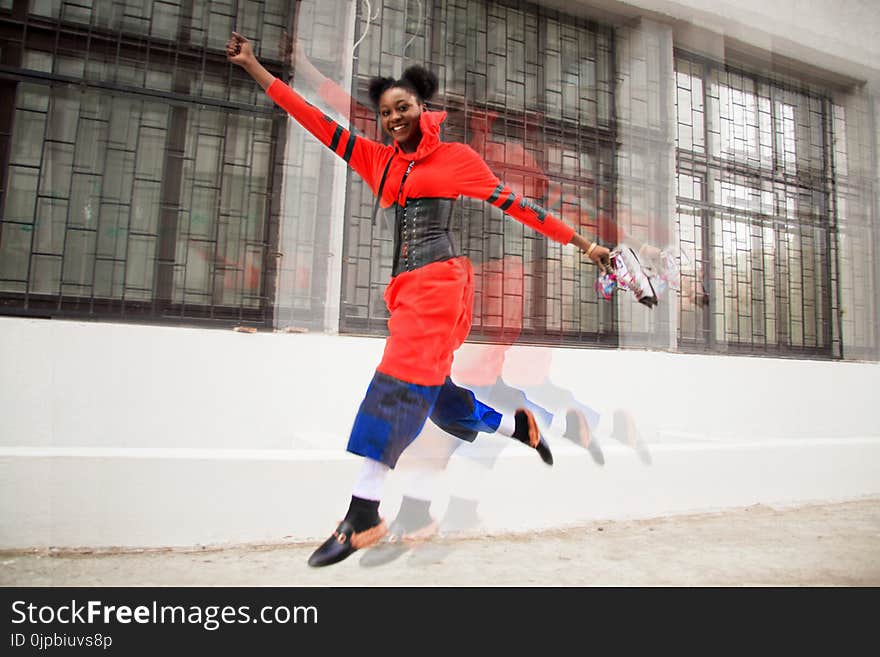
1,0,878,548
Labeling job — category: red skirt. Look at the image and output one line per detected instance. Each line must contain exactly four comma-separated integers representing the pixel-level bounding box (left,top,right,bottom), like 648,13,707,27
377,256,474,386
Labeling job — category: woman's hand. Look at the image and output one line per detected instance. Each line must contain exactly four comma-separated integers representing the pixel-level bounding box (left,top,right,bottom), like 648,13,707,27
226,32,275,90
570,233,612,273
586,242,612,273
226,31,256,68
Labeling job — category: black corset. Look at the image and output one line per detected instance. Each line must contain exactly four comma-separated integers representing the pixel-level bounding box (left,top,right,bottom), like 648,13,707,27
389,197,460,276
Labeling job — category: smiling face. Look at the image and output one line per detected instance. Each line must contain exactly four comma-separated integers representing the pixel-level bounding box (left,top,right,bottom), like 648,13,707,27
378,86,424,152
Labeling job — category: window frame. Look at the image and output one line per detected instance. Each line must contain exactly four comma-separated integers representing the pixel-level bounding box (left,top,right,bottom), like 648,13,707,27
674,50,842,359
0,2,292,327
337,0,621,348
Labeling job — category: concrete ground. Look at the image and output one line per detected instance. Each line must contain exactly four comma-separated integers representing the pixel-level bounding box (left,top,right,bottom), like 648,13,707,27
2,498,878,587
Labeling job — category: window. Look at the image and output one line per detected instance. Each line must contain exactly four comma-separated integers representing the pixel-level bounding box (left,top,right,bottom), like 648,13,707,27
674,54,840,357
0,0,293,326
337,0,618,346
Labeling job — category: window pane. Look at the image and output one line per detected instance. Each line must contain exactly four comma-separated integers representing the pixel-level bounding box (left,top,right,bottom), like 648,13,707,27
676,56,835,356
1,2,290,322
341,0,616,342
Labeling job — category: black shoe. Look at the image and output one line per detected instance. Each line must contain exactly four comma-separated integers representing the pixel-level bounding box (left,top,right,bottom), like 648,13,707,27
359,517,438,568
513,408,553,466
358,539,409,568
307,519,388,568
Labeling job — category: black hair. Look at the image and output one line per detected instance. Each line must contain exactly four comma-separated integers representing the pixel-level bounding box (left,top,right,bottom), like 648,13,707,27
368,65,439,107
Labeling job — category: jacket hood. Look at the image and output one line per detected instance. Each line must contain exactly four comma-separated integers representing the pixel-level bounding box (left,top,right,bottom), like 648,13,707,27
396,109,447,161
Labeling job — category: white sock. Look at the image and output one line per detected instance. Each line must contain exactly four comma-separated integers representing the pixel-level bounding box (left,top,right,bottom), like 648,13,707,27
351,457,390,501
496,412,516,437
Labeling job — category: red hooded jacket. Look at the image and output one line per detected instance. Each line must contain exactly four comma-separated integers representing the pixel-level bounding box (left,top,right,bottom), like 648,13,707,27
265,78,575,246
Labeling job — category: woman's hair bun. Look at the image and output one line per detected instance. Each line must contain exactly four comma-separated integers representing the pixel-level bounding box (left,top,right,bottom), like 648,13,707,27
367,66,439,107
368,75,396,107
400,66,438,102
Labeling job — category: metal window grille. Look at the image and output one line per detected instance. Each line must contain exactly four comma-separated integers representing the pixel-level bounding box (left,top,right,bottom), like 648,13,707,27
674,53,841,358
337,0,619,346
0,0,294,326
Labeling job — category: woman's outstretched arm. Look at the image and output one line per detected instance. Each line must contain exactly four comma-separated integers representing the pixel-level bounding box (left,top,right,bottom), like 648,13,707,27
226,32,388,191
279,33,380,140
453,144,611,270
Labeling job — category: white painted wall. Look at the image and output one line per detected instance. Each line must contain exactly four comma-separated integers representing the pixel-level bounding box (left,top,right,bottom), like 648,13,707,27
578,0,880,84
2,317,878,548
657,0,879,67
1,0,878,550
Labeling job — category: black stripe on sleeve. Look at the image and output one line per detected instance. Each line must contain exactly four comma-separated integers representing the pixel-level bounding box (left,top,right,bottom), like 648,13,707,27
342,133,357,163
487,183,504,204
329,125,343,152
499,192,516,211
519,197,548,221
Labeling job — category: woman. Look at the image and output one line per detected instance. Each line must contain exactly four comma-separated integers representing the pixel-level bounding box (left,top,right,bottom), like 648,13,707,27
226,32,611,567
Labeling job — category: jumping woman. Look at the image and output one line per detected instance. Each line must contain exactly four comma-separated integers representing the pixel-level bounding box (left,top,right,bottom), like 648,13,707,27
226,32,611,567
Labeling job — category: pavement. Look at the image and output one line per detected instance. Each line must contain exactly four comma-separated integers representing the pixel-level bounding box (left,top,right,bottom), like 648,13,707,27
2,497,879,587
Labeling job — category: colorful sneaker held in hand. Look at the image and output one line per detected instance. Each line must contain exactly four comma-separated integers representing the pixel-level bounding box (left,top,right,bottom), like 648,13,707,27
609,246,658,308
641,248,681,296
595,272,617,300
